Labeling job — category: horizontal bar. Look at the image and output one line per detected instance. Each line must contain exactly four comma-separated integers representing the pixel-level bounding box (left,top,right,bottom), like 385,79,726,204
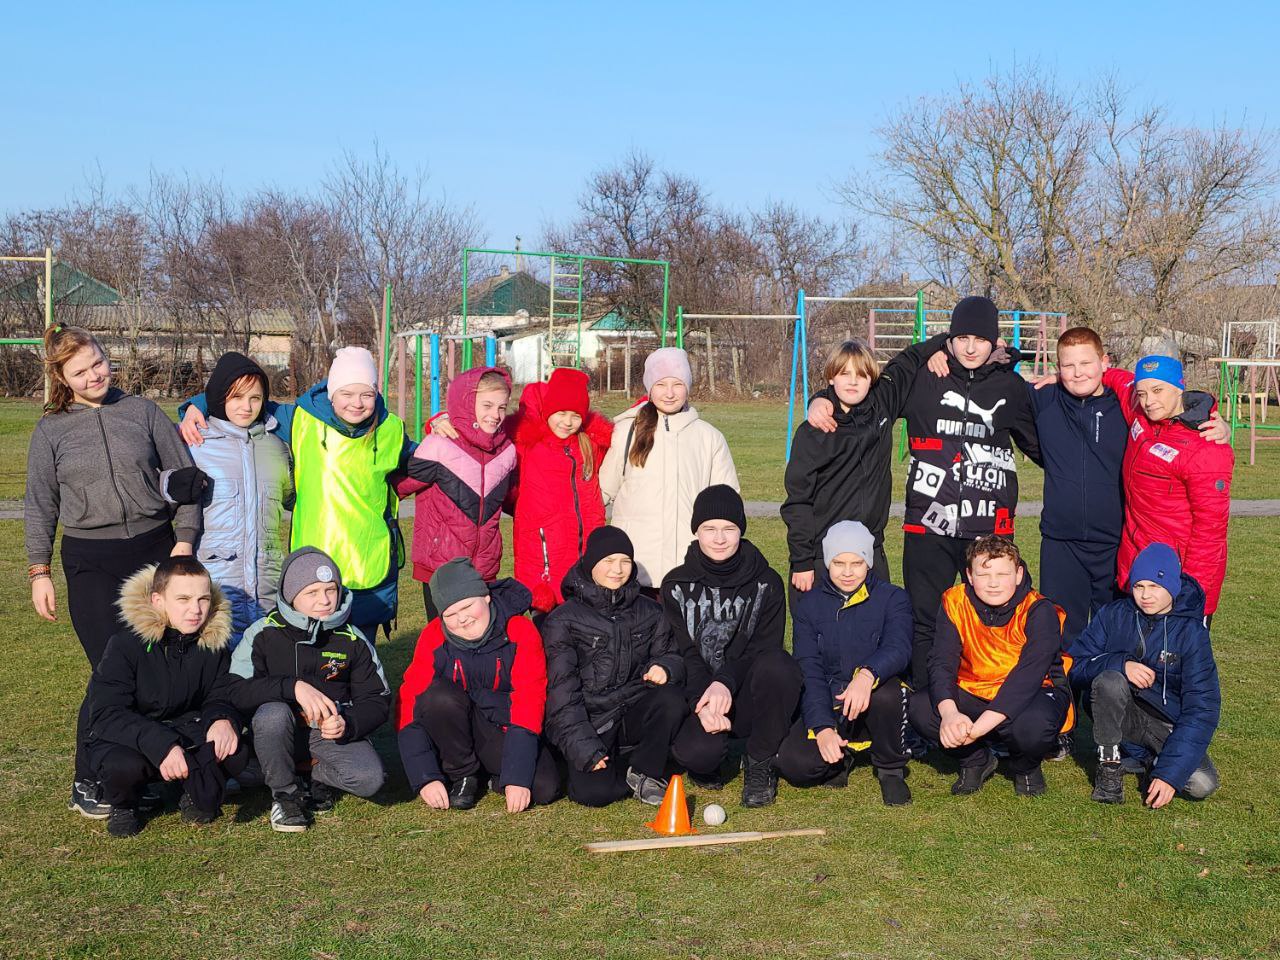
805,296,917,304
682,316,799,322
464,247,670,268
1210,357,1280,366
875,308,1067,316
0,338,43,345
0,255,49,262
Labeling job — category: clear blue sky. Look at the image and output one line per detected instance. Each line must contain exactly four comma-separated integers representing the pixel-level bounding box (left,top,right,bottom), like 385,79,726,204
5,1,1277,248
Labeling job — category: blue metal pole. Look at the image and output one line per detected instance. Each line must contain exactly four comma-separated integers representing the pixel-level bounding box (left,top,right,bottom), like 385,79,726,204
485,334,496,367
1011,310,1022,374
430,334,441,415
798,288,809,403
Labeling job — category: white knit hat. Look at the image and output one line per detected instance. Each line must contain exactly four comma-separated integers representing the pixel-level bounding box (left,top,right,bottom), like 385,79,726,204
327,347,379,398
822,520,875,569
643,347,693,393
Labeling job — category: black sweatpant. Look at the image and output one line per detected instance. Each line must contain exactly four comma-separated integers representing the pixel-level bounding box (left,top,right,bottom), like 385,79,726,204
1088,671,1219,799
909,687,1067,774
1039,537,1121,643
671,649,803,775
416,681,560,805
776,679,910,784
92,739,249,814
565,684,688,808
62,524,175,781
902,532,971,688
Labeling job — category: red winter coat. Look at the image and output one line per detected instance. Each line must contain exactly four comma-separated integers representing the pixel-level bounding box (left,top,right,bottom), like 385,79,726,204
1104,368,1234,614
508,381,614,612
394,366,517,584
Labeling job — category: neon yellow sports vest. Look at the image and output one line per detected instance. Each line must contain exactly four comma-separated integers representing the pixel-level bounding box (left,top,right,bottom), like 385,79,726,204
291,407,404,589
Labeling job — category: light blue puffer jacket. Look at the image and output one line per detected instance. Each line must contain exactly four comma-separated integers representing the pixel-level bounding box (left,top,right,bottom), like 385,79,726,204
189,415,294,646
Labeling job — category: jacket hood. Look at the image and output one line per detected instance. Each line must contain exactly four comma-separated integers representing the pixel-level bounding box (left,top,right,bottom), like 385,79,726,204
1174,391,1215,430
297,379,389,437
676,536,771,589
67,387,128,412
512,380,614,452
817,567,884,602
446,365,513,455
944,345,1020,381
116,564,232,651
202,414,278,442
204,351,269,423
274,585,355,637
561,558,640,612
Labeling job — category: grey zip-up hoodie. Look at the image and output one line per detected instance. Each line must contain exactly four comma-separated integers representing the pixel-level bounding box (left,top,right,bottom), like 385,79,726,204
24,388,200,564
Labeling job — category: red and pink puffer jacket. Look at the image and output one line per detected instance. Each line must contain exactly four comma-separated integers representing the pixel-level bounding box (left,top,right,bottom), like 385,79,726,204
395,366,517,584
508,379,614,612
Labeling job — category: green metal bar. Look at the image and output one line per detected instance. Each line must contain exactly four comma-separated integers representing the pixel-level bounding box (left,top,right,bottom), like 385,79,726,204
461,250,472,370
676,305,684,349
381,285,393,395
661,262,670,331
414,333,424,440
0,338,42,345
575,255,584,368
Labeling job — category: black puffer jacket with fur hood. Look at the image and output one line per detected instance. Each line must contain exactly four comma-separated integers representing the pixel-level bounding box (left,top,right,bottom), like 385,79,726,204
85,564,242,766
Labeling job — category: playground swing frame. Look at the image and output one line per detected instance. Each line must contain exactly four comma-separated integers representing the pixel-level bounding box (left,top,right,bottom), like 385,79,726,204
461,247,671,370
395,329,498,440
0,247,57,402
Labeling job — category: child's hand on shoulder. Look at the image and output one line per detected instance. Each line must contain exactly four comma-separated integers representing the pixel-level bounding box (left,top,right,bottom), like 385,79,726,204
430,414,460,441
806,397,837,434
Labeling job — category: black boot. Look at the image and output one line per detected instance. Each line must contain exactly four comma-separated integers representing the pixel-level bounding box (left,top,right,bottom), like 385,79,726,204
951,751,998,796
447,774,483,811
875,768,912,806
107,806,142,838
741,754,778,808
821,753,855,789
1092,762,1125,804
1013,764,1047,798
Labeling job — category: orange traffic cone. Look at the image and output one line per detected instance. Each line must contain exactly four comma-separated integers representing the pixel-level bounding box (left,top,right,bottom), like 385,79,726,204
646,774,696,836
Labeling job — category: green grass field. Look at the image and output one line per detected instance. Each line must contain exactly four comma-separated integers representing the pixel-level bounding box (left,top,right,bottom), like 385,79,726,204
2,395,1279,959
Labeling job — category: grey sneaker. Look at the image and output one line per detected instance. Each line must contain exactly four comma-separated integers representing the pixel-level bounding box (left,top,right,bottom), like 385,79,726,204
69,780,111,819
269,794,310,833
625,767,669,805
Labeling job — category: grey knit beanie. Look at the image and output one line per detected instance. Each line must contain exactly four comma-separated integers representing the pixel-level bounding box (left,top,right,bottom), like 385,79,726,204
279,547,342,605
429,557,490,614
822,521,875,570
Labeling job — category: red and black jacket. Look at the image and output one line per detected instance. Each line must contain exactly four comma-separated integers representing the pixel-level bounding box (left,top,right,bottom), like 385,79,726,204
396,580,546,791
901,350,1040,539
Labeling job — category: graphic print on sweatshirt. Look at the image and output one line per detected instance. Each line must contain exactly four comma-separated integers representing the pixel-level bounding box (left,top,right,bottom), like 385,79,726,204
909,394,1018,537
669,581,769,671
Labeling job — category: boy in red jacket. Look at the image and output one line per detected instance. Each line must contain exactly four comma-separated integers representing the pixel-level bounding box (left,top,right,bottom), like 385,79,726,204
396,559,560,812
1102,356,1234,621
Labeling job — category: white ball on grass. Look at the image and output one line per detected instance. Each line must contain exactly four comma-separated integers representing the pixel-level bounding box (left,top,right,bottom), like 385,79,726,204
702,803,726,826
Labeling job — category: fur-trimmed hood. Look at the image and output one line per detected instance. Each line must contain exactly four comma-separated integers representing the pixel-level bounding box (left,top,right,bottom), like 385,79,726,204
116,564,233,652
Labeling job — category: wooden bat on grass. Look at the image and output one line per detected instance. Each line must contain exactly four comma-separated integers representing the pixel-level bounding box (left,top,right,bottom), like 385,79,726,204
585,828,826,854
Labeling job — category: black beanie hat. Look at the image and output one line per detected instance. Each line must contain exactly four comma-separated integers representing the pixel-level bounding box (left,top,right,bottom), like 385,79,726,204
949,296,1000,345
581,525,634,573
205,351,269,423
429,557,490,615
690,484,747,534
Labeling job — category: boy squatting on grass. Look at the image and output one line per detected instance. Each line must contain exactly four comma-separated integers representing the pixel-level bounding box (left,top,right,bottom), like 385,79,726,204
229,547,390,833
1069,542,1221,808
83,556,247,838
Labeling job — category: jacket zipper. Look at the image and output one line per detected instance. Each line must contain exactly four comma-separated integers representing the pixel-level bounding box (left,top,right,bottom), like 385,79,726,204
453,658,468,689
96,408,131,532
539,528,550,580
563,444,585,552
1079,396,1088,540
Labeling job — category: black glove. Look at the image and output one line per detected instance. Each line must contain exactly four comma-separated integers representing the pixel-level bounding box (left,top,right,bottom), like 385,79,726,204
166,466,209,504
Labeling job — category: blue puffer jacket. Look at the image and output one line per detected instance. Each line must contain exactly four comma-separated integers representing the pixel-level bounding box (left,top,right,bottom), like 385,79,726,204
1030,382,1128,544
1068,573,1221,790
791,571,913,733
189,416,293,646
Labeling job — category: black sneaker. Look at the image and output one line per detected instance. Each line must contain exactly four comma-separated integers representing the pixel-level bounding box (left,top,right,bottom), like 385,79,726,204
446,774,483,811
106,806,142,838
269,794,310,832
179,793,216,824
138,782,165,813
308,781,338,814
625,767,669,806
1014,765,1047,798
875,768,912,806
688,770,730,791
951,752,998,796
69,780,111,820
1047,733,1072,762
1092,762,1125,804
741,754,779,808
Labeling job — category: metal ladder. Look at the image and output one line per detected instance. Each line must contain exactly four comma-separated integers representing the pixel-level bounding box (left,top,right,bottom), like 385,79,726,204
547,255,584,367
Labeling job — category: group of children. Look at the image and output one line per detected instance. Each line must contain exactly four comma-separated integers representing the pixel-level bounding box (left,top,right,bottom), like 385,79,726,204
24,294,1232,837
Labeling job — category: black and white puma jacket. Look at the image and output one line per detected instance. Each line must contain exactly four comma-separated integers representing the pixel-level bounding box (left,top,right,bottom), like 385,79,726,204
900,349,1040,540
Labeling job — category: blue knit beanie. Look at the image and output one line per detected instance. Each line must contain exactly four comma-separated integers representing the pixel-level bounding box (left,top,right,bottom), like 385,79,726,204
1130,543,1181,591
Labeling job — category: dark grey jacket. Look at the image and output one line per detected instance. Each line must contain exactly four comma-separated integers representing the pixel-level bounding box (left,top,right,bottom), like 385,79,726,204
24,389,199,564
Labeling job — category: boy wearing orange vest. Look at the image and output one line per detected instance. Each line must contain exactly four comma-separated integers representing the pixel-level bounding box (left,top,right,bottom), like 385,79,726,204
908,536,1073,797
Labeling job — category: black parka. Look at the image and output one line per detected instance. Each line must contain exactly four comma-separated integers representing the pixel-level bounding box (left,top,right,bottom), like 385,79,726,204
542,561,685,772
